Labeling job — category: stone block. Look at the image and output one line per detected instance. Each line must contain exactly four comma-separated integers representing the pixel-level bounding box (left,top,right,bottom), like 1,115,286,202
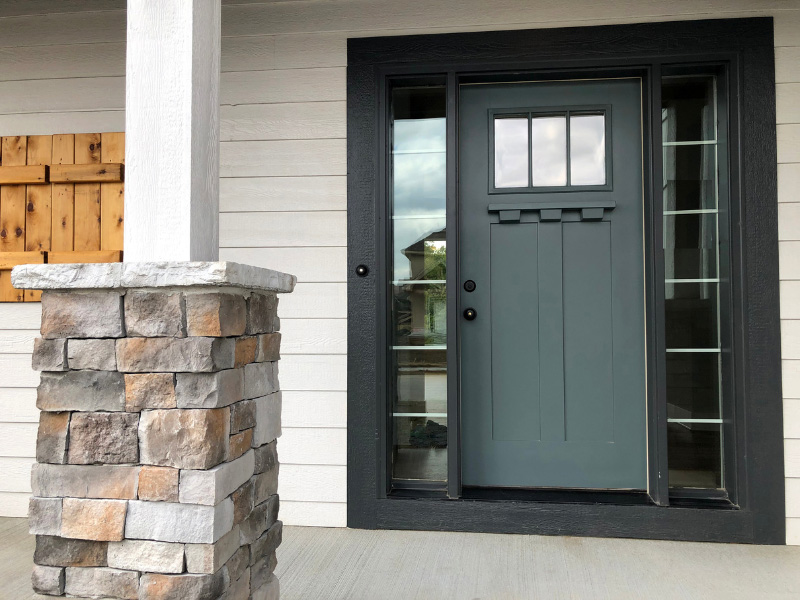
138,466,179,502
61,498,127,541
239,495,279,546
235,336,257,368
185,525,241,574
124,290,185,337
32,338,67,371
176,368,244,409
139,408,229,469
231,480,254,525
186,292,247,337
68,412,139,464
65,566,139,600
247,293,278,335
34,535,107,567
253,441,278,475
230,399,256,434
222,567,250,600
107,539,185,573
125,499,234,544
244,362,278,400
124,372,176,411
251,521,282,567
263,495,280,531
31,564,65,596
37,370,126,412
229,429,253,461
252,574,280,600
32,464,140,499
253,393,282,447
116,336,235,373
67,338,117,371
255,333,281,363
29,497,62,536
139,572,226,600
251,551,278,594
36,411,70,464
225,545,250,585
180,450,255,506
252,466,279,506
41,291,124,339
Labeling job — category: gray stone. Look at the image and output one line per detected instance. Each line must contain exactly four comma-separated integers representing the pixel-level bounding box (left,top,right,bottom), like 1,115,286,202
232,479,254,525
65,566,139,600
247,293,278,335
231,399,257,434
28,497,62,536
185,525,241,574
176,368,244,409
124,290,185,337
67,338,117,371
67,412,139,464
250,521,282,567
255,333,281,363
139,408,230,469
37,370,126,412
253,441,278,475
12,262,124,290
31,565,65,596
251,551,278,594
225,545,250,584
31,464,140,500
34,535,107,567
32,338,67,371
252,574,280,600
40,291,124,339
252,392,282,447
180,450,255,506
185,292,247,337
36,411,70,464
116,336,235,373
239,495,278,546
107,539,185,574
222,567,250,600
125,499,234,544
252,466,279,506
139,572,226,600
244,362,278,400
263,495,280,531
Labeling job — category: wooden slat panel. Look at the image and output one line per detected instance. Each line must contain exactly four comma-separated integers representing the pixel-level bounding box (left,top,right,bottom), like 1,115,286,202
0,250,45,269
0,165,47,184
49,162,123,183
51,134,74,252
100,132,124,251
74,133,101,252
0,136,27,253
48,250,121,264
25,136,53,251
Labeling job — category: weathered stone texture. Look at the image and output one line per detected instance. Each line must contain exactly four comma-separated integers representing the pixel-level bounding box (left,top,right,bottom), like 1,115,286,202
256,333,281,363
247,293,278,335
252,574,280,600
139,572,226,600
41,291,124,339
230,399,257,434
225,545,250,584
107,539,185,574
138,466,179,502
253,393,282,447
223,567,251,600
232,480,254,526
116,336,235,373
64,566,139,600
186,292,247,337
29,497,62,536
251,551,279,595
239,496,278,546
124,290,185,338
179,450,254,506
124,372,176,411
139,408,229,469
252,467,279,506
37,370,126,412
34,535,107,568
67,412,139,464
251,521,282,567
176,369,243,409
67,338,117,371
32,464,140,500
185,525,240,574
125,499,234,544
31,564,65,595
61,498,127,542
32,338,68,371
244,362,278,400
253,441,278,475
36,411,70,464
229,429,253,461
235,336,257,368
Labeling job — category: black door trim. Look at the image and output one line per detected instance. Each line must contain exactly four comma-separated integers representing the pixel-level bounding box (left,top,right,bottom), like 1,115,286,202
347,17,783,543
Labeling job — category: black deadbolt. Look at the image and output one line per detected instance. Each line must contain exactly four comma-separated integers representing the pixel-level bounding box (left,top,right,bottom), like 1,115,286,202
464,280,476,292
463,308,477,321
355,264,369,277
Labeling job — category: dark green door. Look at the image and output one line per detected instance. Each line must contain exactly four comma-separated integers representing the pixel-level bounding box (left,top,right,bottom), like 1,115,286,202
459,78,647,489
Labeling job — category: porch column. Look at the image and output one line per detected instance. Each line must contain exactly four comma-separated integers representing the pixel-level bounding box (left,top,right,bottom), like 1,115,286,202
124,0,221,262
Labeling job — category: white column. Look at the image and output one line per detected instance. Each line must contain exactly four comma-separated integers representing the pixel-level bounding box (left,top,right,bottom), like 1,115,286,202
124,0,221,262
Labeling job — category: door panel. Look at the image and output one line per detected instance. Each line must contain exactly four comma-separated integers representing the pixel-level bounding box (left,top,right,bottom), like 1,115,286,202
459,78,646,490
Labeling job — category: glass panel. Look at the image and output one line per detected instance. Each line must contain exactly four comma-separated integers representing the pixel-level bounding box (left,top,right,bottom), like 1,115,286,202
394,349,447,414
393,417,448,481
392,217,446,282
665,282,719,349
494,117,529,188
668,422,722,489
662,76,715,142
663,213,717,281
663,145,717,212
393,283,447,347
393,118,446,217
666,352,721,421
569,114,606,185
531,116,567,187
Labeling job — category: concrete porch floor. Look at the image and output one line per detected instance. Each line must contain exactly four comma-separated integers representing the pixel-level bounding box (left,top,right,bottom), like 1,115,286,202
3,518,800,599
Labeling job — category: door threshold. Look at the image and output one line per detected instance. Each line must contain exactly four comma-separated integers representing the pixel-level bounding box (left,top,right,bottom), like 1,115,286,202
462,486,653,506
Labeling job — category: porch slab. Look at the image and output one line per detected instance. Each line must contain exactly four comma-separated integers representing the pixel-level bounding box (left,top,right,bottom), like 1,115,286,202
3,518,800,599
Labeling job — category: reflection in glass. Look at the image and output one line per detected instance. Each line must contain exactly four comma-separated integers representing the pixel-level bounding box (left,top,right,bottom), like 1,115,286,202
494,117,529,188
663,213,717,281
663,145,716,212
666,352,721,421
531,116,567,187
569,114,606,185
668,422,721,489
393,118,446,217
662,76,715,142
393,416,448,481
393,284,447,347
393,218,446,282
394,349,447,414
665,282,719,349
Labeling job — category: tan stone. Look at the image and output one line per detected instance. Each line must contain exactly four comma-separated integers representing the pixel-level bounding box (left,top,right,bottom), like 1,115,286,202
125,373,176,411
65,566,139,600
32,464,140,500
116,336,235,373
255,333,281,363
61,498,127,542
186,292,247,337
235,336,257,368
229,429,253,461
67,412,139,464
36,411,70,464
139,408,230,469
138,466,180,502
139,572,225,600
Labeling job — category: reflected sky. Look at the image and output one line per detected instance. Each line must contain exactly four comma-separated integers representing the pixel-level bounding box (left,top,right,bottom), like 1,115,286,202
494,118,529,188
531,116,567,187
570,115,606,185
393,118,447,217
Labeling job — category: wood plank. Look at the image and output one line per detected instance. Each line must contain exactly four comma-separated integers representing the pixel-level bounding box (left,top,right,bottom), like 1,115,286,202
49,162,123,183
0,165,47,184
100,132,124,251
48,250,122,264
0,248,44,301
0,136,27,254
74,133,101,164
0,271,21,302
51,134,74,253
24,136,53,257
0,251,44,270
73,133,101,252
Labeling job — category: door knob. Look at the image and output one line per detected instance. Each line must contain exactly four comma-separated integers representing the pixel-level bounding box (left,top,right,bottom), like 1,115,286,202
463,308,477,321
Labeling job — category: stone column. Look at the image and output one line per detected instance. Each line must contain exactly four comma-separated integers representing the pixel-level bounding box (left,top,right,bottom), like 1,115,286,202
12,262,294,600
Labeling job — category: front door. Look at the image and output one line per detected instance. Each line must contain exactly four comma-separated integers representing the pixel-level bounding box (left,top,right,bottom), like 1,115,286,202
460,78,647,490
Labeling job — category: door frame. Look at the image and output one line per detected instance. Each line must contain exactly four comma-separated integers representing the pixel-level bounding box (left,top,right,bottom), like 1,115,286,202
347,17,784,543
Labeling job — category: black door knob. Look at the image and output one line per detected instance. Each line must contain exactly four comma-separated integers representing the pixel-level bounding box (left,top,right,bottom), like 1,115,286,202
463,308,477,321
464,280,476,292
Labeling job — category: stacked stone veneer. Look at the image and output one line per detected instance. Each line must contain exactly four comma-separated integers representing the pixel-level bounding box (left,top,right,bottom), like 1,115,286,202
13,262,295,600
